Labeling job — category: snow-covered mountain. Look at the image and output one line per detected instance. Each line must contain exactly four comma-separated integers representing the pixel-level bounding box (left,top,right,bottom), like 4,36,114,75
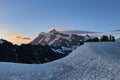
31,29,97,53
31,29,86,45
0,42,120,80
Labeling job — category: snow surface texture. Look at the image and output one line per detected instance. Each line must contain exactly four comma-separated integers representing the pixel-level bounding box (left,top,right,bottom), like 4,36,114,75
0,42,120,80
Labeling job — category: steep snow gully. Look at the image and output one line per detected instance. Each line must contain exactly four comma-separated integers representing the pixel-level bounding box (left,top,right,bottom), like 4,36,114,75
0,42,120,80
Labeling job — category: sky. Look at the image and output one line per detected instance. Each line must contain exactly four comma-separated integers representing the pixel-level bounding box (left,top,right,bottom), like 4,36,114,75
0,0,120,44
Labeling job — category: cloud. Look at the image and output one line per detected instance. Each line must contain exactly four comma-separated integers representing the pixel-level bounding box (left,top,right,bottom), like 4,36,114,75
11,34,31,41
49,28,67,32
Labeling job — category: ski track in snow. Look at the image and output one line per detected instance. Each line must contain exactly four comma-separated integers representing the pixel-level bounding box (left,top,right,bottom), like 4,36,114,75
0,42,120,80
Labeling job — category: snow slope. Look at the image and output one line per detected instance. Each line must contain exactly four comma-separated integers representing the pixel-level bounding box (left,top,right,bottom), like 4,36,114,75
0,42,120,80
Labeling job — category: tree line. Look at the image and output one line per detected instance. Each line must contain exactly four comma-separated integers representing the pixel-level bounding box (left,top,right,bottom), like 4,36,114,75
86,35,115,42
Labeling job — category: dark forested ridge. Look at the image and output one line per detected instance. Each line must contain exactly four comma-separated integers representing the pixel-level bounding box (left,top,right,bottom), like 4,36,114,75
0,39,67,64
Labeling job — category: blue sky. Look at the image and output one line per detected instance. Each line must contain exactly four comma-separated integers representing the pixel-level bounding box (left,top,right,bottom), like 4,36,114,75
0,0,120,44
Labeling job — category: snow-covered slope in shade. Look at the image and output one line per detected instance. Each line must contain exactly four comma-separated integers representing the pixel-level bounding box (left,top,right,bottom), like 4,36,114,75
0,42,120,80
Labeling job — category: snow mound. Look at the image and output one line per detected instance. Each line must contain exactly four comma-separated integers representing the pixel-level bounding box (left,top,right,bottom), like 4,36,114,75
0,42,120,80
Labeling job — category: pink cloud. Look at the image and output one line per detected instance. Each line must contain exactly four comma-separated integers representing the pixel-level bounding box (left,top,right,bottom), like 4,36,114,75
11,34,31,41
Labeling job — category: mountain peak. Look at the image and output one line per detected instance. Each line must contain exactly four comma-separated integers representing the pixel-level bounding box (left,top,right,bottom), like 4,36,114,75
49,28,57,33
49,28,66,32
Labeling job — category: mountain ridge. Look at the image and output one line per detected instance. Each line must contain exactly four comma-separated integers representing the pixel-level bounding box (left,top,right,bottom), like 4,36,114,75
0,39,66,64
30,29,87,53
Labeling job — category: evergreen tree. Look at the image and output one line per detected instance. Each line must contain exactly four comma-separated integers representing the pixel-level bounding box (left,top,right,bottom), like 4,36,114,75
101,35,109,41
109,35,112,41
93,37,99,42
112,36,115,42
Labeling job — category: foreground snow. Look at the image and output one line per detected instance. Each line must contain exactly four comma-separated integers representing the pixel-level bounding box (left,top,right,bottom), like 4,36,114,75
0,42,120,80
